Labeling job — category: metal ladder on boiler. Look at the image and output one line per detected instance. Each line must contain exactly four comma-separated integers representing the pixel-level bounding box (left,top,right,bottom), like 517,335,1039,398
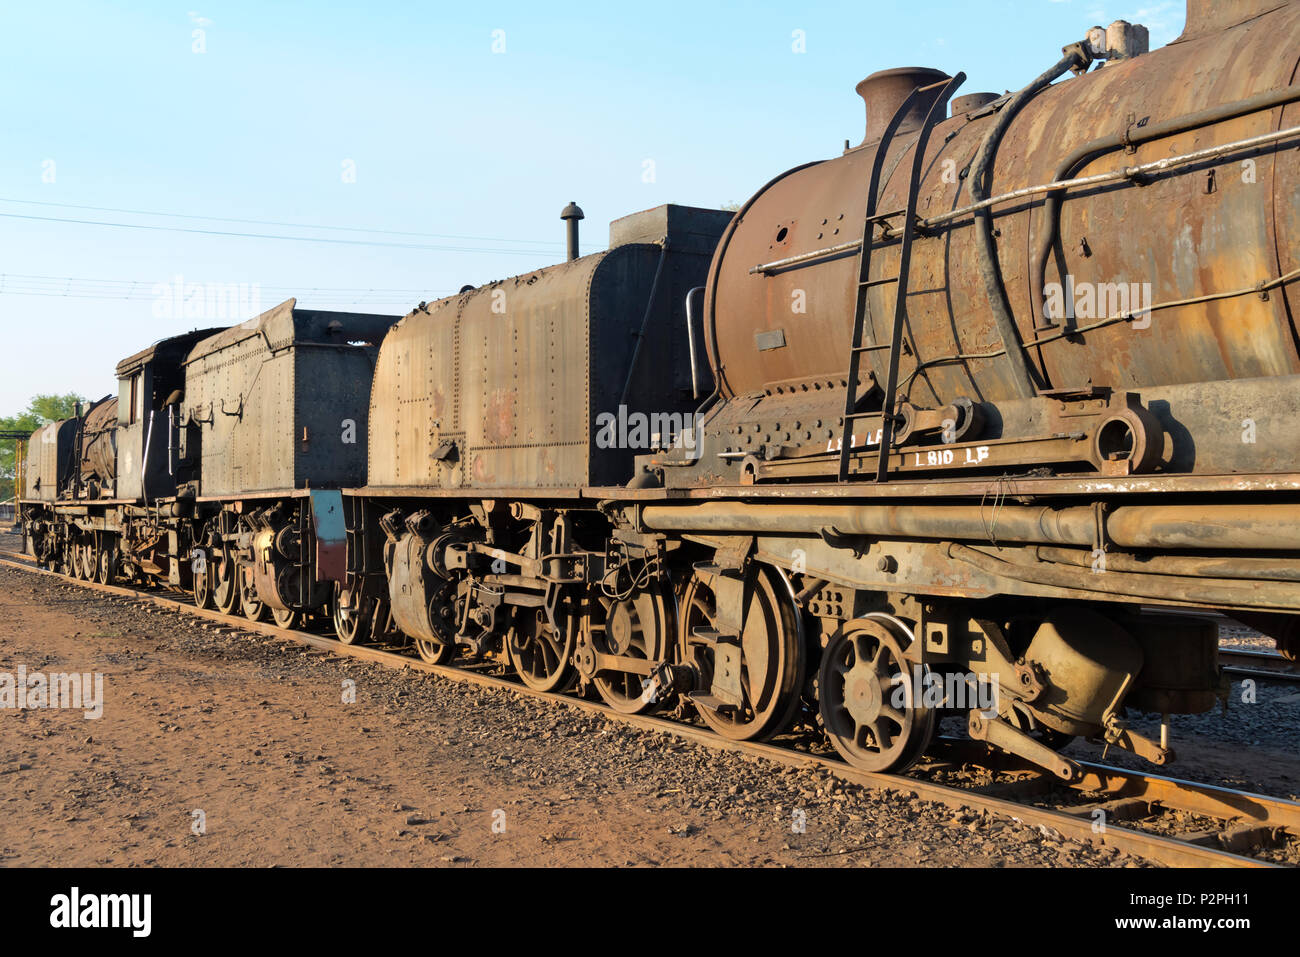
837,72,965,483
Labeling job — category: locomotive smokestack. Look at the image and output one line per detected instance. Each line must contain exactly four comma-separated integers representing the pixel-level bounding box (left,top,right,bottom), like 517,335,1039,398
561,202,585,261
854,67,951,147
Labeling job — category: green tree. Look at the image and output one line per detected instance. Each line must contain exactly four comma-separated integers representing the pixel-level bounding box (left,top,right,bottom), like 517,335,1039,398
0,392,87,503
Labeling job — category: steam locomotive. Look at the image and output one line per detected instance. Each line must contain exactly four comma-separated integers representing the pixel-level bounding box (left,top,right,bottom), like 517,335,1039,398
20,0,1300,780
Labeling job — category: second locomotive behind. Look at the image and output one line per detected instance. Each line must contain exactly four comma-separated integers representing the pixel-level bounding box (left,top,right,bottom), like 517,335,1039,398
21,301,399,629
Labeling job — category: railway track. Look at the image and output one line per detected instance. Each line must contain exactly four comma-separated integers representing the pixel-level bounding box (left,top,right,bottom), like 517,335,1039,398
2,547,1297,869
1218,647,1300,684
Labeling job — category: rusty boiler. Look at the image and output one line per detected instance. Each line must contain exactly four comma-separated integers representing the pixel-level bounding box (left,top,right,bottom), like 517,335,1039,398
700,0,1300,477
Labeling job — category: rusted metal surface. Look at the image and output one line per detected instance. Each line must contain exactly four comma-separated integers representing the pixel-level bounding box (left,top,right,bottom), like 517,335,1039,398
79,396,118,497
949,542,1300,611
640,500,1300,551
24,419,76,503
704,1,1300,472
366,205,728,491
349,468,1300,502
181,299,397,497
853,67,951,147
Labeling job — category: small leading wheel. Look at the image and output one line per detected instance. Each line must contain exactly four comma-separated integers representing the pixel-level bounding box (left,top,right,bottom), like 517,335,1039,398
96,540,117,586
72,543,89,580
414,634,456,665
240,567,267,623
333,583,371,645
213,551,241,616
82,540,99,582
192,552,214,608
506,606,576,692
271,606,301,630
818,617,937,773
678,564,805,742
584,587,673,714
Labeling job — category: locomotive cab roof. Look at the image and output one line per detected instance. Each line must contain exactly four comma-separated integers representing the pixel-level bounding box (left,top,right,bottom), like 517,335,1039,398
114,327,225,379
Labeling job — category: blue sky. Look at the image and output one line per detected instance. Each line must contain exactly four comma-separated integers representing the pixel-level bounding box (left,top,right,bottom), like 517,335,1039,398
0,0,1186,413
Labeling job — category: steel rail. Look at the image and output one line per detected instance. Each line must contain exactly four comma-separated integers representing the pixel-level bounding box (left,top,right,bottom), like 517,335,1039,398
1218,647,1300,683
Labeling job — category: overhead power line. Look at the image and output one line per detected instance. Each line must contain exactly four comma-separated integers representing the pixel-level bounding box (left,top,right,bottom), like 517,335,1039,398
0,272,440,293
0,288,433,306
0,197,565,250
0,210,560,256
0,273,454,308
0,273,447,296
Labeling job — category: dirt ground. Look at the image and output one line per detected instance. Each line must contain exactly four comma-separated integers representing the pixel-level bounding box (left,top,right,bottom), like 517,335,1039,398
0,547,1151,868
